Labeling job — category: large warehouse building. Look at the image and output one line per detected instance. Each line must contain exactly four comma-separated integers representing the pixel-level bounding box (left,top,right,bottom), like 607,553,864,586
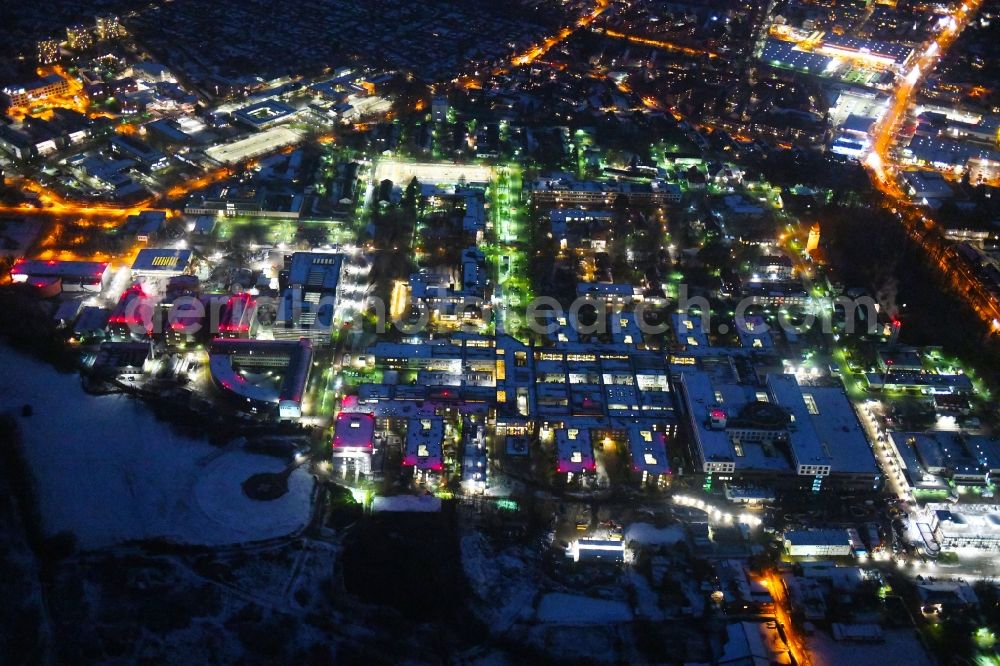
676,359,879,491
11,258,111,294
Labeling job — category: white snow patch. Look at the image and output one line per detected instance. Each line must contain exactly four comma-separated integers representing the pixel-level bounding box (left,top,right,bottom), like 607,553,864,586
808,628,934,666
627,571,664,620
625,522,685,546
536,593,632,624
371,495,441,512
0,345,314,550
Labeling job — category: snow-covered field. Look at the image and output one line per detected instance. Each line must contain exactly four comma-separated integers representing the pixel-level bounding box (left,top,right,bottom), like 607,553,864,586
808,628,934,666
536,593,633,624
462,532,536,630
371,495,441,512
0,345,314,550
625,522,685,546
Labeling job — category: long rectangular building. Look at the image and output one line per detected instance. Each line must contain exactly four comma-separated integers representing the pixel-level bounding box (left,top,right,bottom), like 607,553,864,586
3,74,70,107
527,175,679,206
11,258,111,293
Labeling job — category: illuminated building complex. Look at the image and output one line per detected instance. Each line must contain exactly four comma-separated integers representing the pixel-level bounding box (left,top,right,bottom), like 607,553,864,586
2,74,70,108
677,359,879,491
208,338,314,419
95,14,126,41
66,24,94,51
36,39,60,65
274,252,345,346
331,412,376,476
404,417,445,473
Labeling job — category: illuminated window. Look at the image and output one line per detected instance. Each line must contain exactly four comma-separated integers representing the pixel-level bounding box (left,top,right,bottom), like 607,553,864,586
803,394,819,415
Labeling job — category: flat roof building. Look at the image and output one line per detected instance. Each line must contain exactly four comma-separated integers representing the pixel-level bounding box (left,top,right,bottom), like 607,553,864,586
109,135,169,172
901,170,954,202
131,248,192,280
10,258,110,293
784,529,852,557
231,100,299,130
184,184,303,219
628,425,670,482
461,419,488,491
332,412,376,455
817,35,915,70
213,292,258,339
677,361,878,490
528,174,680,206
208,338,313,419
928,504,1000,552
569,538,625,563
761,39,837,75
274,252,345,346
108,282,158,339
404,417,444,471
556,427,595,475
673,313,710,349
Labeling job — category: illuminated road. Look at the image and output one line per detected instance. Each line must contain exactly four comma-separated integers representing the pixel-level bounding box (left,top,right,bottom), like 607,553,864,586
764,570,810,666
511,0,611,66
862,1,1000,331
0,178,155,219
164,166,236,200
596,28,718,59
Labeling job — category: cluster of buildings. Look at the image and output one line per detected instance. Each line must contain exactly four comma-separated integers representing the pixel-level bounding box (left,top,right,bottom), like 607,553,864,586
10,244,354,418
761,32,916,85
901,109,1000,179
889,431,1000,492
927,504,1000,552
56,14,127,55
334,333,676,487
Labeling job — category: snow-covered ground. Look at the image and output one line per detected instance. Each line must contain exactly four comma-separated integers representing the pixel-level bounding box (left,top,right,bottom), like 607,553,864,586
0,345,314,550
808,628,934,666
462,532,536,631
371,495,441,512
536,593,632,624
627,571,665,621
625,522,685,546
